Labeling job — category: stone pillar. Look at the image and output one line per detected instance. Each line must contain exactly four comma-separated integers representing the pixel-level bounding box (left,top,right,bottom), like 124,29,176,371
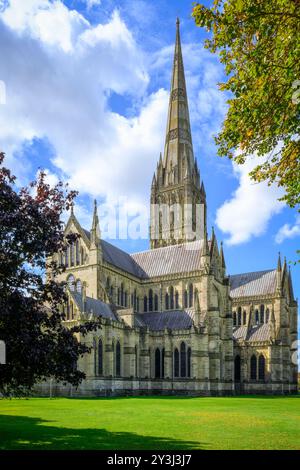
164,350,172,379
123,346,136,378
139,330,151,378
105,327,114,377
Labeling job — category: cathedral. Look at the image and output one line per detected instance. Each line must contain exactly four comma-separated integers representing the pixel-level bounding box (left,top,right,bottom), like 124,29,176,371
44,19,298,396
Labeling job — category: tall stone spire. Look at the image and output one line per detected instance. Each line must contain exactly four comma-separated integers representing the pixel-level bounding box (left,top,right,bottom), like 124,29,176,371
162,17,195,175
150,19,206,249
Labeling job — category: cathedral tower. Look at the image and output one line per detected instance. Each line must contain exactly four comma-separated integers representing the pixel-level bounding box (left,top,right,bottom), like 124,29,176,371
150,18,206,249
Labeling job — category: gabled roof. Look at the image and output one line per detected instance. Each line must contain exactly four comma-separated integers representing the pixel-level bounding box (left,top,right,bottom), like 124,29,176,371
84,231,206,279
101,239,147,278
229,270,277,298
134,309,200,331
71,292,118,322
233,323,271,342
131,239,205,278
82,226,281,295
65,215,90,247
83,229,147,278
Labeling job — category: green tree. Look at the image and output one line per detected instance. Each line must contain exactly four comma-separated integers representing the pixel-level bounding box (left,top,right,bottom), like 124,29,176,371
192,0,300,208
0,152,99,396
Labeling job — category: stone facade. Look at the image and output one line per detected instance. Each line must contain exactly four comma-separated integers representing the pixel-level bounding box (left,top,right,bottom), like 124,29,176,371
39,20,298,397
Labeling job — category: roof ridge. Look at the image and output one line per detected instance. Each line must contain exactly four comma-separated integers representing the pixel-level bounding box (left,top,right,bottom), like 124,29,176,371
101,238,133,256
229,268,276,278
131,238,204,257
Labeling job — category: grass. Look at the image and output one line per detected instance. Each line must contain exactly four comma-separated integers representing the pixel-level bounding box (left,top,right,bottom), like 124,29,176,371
0,395,299,450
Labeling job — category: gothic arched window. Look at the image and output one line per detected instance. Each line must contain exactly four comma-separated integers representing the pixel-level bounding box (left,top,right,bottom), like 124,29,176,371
135,345,138,378
66,301,70,320
65,248,69,267
116,341,121,377
165,293,169,310
184,290,188,308
233,312,237,326
238,307,242,326
67,274,75,292
170,286,174,309
260,305,265,324
192,203,196,232
187,347,191,378
180,342,186,377
234,355,241,381
120,283,124,306
98,339,103,376
117,287,121,306
188,284,193,308
75,240,80,265
175,291,179,309
174,348,179,378
144,295,148,312
258,355,265,381
250,355,257,380
170,211,174,238
159,211,162,238
70,243,74,267
149,289,153,312
255,310,259,324
154,294,158,311
112,340,115,374
162,348,165,378
155,348,161,378
76,279,82,293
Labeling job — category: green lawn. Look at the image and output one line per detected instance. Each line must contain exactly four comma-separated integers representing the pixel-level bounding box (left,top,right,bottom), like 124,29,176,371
0,396,299,450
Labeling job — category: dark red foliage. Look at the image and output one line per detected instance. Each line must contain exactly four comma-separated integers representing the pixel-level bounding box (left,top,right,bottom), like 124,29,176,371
0,152,99,396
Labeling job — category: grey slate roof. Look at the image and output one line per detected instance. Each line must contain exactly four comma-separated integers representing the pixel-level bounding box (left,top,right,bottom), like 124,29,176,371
134,309,198,331
84,229,206,278
71,292,118,322
84,228,278,298
83,228,91,240
131,239,205,278
229,270,277,298
101,239,147,278
233,323,271,342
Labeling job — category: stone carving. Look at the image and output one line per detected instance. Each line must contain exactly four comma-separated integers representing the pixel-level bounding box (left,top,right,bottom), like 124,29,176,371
171,88,185,101
168,128,190,142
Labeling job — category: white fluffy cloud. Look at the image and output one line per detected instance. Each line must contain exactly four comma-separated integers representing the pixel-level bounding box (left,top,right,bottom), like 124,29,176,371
0,2,170,213
0,0,231,239
216,155,285,245
275,215,300,244
1,0,89,52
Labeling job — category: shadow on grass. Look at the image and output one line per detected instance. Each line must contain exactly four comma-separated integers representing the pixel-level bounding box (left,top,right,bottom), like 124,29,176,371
0,415,203,450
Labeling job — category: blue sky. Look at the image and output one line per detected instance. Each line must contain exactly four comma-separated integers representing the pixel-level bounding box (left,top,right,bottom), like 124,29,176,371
0,0,299,310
